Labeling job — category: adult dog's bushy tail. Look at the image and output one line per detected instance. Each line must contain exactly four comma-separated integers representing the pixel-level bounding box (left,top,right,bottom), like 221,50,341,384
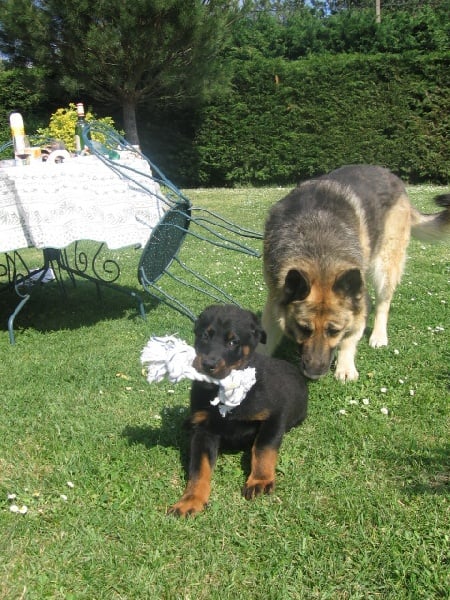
411,194,450,242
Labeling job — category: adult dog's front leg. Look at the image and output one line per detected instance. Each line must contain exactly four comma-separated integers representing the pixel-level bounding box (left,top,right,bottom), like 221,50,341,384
334,336,359,381
334,321,366,382
167,428,219,517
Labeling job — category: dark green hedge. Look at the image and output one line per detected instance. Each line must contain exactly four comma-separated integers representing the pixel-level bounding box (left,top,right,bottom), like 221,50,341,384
191,52,449,185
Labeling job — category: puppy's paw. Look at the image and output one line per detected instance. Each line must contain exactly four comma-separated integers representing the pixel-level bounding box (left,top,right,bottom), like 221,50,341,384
242,478,275,500
167,495,207,517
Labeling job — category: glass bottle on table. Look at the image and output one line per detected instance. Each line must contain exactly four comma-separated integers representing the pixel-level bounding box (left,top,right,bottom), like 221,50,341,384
74,102,88,155
10,112,31,164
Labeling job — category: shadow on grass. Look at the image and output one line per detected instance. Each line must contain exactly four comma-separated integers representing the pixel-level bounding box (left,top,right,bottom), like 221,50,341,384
381,441,449,496
121,406,254,486
121,406,191,474
0,278,160,336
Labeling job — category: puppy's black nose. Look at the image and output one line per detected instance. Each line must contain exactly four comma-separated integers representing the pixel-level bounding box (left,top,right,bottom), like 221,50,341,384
202,358,219,373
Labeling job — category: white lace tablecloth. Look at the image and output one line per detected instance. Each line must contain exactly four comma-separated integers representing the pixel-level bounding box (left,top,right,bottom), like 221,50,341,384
0,156,167,253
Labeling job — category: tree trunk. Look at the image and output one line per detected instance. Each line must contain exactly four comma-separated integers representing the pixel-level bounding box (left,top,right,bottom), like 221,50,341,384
122,96,140,147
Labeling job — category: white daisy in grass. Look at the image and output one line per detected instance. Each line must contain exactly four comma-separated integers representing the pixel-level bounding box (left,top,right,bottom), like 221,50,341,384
9,504,28,514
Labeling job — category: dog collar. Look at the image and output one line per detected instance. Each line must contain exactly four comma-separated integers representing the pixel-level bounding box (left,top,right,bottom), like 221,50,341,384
141,335,256,416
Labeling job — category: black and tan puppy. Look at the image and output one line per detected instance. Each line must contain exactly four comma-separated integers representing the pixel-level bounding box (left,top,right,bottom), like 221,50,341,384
168,304,308,517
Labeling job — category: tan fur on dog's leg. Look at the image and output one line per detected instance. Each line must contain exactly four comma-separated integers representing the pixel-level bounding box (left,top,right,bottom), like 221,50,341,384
370,300,390,347
369,196,410,348
334,337,359,381
335,317,366,381
168,453,212,517
243,446,278,499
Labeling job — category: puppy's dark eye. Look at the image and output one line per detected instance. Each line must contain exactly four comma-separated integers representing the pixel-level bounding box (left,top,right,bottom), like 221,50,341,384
227,337,240,348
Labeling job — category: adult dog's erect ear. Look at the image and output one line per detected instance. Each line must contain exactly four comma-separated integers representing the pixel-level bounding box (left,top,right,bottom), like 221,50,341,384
282,269,311,304
333,269,364,298
258,328,267,344
249,312,267,345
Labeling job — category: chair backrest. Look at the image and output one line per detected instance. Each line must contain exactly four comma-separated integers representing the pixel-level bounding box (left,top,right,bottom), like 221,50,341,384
82,123,263,321
138,202,191,286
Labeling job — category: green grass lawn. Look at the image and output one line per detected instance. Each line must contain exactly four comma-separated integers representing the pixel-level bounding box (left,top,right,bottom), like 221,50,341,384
0,185,448,599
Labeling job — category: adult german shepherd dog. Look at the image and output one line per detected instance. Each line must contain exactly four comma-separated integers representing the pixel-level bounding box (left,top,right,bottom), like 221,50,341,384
262,165,450,382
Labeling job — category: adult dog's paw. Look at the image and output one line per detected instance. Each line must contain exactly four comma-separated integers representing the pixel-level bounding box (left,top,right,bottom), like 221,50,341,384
334,357,359,382
369,331,388,348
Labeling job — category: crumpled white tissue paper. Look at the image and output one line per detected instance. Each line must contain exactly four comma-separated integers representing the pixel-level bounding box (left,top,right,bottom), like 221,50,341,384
141,335,256,416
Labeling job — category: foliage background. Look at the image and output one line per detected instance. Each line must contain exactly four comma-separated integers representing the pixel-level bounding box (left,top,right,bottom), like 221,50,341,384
35,104,120,153
0,1,449,184
190,51,450,185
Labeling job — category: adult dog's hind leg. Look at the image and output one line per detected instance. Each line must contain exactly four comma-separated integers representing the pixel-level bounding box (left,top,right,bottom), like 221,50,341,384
369,198,411,348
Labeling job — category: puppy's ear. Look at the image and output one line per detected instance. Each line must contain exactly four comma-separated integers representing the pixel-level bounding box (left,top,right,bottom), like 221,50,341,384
194,304,216,334
282,269,310,304
333,269,364,298
193,317,201,334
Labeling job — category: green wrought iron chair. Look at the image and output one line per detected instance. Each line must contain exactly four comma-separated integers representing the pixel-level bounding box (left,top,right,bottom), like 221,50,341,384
82,122,263,322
